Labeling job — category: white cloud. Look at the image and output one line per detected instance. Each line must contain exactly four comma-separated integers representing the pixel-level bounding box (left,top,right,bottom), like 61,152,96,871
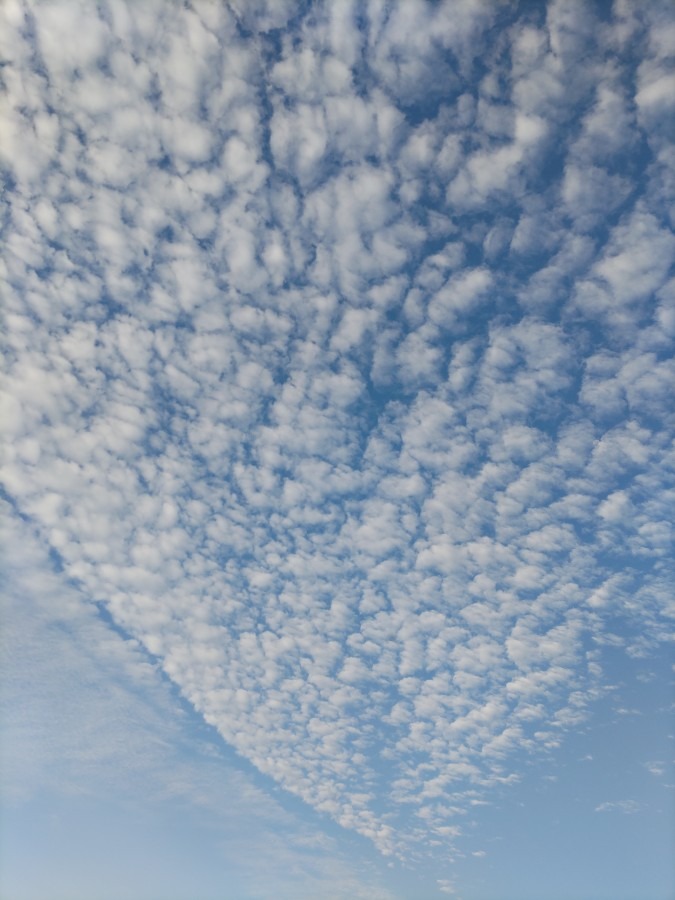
1,0,673,879
595,800,640,814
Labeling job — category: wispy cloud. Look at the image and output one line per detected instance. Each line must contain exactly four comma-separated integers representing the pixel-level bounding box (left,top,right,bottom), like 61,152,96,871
594,800,640,815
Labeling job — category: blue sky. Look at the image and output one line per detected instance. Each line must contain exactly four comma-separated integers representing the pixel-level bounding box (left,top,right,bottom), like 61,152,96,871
1,1,674,898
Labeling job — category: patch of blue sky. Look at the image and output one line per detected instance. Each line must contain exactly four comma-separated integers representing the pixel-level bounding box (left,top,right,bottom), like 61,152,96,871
453,644,675,900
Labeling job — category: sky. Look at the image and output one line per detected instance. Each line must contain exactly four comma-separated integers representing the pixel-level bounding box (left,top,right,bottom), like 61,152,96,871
0,1,674,898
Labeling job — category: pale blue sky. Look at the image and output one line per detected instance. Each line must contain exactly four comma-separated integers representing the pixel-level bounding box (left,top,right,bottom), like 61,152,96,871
1,1,674,898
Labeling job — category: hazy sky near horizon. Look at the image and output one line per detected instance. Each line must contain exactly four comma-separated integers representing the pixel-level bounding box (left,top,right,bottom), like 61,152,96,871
1,1,674,898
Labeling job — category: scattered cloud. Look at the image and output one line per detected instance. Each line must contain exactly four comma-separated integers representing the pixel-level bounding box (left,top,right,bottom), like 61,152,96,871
0,503,397,900
1,0,673,888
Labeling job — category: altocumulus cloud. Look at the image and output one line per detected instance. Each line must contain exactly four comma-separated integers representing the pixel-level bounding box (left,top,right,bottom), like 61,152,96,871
1,0,674,870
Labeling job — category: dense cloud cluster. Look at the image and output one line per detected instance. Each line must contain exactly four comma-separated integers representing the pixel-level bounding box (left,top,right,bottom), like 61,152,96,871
2,0,674,860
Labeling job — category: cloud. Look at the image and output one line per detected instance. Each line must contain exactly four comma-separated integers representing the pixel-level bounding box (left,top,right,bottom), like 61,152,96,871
1,0,673,881
0,502,397,900
594,800,640,814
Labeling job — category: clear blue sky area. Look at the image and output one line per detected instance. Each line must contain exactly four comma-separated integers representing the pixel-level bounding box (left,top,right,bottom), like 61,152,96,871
1,1,674,898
